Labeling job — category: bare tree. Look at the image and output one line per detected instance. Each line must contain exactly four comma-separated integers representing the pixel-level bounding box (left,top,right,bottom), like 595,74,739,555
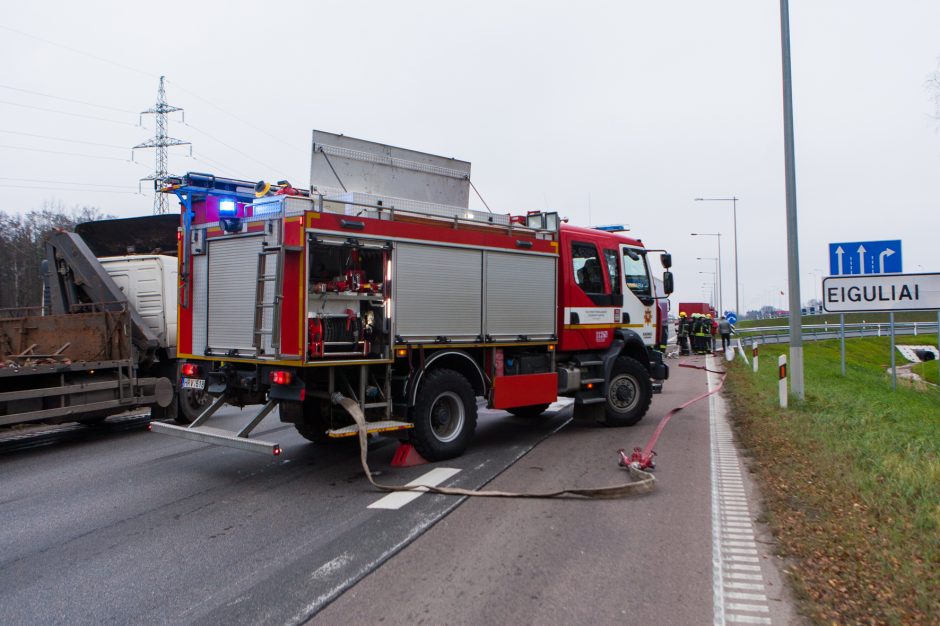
0,200,113,310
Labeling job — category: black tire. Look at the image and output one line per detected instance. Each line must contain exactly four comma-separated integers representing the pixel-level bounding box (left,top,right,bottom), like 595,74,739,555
175,388,211,425
281,399,333,444
601,356,652,427
506,403,551,418
409,368,477,461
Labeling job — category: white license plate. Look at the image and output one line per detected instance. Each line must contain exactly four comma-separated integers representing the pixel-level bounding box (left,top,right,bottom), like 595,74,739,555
181,378,205,390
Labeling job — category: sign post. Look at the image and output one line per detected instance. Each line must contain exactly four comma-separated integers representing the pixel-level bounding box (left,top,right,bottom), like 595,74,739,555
840,313,846,376
890,312,896,390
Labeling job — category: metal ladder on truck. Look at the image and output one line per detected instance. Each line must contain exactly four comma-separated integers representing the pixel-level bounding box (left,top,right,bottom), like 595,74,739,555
252,246,282,357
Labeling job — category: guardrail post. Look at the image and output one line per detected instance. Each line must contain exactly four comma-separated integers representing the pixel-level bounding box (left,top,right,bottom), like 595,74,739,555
752,341,758,373
778,354,788,409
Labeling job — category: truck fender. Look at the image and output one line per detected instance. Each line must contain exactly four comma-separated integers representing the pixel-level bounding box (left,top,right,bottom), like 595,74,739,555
603,329,649,392
407,350,486,407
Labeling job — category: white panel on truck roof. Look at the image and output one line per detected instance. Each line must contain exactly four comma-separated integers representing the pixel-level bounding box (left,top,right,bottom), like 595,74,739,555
311,130,471,208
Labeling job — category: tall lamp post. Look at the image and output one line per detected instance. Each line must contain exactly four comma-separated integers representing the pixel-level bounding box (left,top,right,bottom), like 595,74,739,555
699,271,717,309
780,0,803,400
695,197,739,317
698,256,719,305
691,232,722,313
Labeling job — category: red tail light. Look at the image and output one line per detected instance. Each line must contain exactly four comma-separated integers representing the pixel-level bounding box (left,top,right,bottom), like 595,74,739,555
270,370,292,385
181,363,200,377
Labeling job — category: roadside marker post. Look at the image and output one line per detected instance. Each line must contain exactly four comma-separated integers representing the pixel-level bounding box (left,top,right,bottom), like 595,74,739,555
840,313,846,376
778,354,788,409
890,312,896,391
752,342,759,373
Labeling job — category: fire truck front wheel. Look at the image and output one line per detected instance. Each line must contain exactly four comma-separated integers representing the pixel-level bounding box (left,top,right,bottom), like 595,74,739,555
602,356,652,427
410,369,478,461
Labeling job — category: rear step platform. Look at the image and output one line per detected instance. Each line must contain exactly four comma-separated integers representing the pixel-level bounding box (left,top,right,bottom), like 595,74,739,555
328,420,413,438
150,421,281,455
150,395,281,456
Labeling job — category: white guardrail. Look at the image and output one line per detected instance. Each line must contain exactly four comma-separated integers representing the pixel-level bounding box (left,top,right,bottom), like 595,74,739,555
736,321,939,344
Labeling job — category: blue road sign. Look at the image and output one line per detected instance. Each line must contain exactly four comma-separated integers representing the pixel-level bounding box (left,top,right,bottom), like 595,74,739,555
828,240,902,275
724,311,737,324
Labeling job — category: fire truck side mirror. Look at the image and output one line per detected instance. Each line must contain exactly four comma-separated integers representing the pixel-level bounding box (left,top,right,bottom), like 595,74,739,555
662,271,674,295
660,253,672,269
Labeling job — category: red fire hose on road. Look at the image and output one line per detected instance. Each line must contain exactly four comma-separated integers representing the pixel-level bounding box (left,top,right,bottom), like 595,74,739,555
619,359,728,471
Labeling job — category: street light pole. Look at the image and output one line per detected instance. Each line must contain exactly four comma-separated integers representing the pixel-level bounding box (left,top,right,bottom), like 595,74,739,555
691,232,722,313
698,258,719,308
695,197,740,316
699,271,717,308
780,0,804,400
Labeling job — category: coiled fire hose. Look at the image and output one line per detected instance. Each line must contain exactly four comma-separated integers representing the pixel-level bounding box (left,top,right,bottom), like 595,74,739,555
332,358,726,500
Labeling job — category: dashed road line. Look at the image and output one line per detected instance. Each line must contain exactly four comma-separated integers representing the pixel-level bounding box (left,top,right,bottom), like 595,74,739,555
367,467,461,510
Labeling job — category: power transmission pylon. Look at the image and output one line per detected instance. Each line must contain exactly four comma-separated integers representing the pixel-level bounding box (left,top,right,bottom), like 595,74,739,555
134,76,190,214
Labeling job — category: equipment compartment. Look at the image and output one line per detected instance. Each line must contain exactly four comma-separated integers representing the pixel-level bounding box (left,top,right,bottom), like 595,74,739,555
306,237,390,360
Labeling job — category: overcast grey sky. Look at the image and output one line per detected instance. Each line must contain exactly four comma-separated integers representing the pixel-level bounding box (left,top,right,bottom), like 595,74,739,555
2,1,939,312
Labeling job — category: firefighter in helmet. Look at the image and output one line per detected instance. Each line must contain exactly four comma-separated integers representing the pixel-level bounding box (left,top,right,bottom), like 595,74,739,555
676,312,691,355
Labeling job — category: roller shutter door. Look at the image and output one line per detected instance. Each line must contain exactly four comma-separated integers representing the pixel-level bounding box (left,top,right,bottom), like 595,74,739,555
395,243,482,340
191,255,208,356
485,252,556,339
207,236,264,354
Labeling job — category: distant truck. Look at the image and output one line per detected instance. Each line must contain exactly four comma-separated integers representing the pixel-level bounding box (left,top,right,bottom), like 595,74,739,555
0,217,209,429
677,302,716,318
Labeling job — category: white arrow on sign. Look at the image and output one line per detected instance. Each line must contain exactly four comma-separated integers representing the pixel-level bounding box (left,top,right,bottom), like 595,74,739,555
835,245,844,274
879,248,895,273
857,244,866,275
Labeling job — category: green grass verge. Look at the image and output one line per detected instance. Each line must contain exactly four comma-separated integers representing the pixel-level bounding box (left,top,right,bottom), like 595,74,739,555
724,336,940,624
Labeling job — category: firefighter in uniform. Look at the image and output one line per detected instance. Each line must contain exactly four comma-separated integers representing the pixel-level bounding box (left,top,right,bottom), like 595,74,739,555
676,312,691,355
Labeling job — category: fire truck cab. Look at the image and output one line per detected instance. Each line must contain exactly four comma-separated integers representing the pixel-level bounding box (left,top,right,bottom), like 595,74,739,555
151,132,672,461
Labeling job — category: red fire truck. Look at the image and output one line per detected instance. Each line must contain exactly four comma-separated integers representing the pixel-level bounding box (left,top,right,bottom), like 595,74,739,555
151,133,672,460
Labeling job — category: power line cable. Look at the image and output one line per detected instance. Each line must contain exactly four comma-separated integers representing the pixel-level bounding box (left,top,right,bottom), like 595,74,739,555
184,121,294,176
0,184,143,195
0,177,136,189
0,24,157,79
0,143,144,163
0,129,130,150
0,84,138,114
0,99,138,126
167,80,306,154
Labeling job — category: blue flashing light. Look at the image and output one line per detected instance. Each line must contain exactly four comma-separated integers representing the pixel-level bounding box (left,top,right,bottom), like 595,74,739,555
218,199,237,216
594,224,629,232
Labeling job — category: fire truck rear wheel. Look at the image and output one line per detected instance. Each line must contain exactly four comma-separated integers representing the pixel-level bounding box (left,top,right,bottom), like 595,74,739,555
281,399,333,444
506,404,551,418
602,356,652,427
410,368,477,461
175,388,211,424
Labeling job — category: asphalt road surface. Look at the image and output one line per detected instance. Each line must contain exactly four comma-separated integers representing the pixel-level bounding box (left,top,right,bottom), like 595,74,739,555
0,359,798,625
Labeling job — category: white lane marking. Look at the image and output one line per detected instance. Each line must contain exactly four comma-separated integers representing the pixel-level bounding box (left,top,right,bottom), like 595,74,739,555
708,355,775,625
727,592,768,601
367,467,461,510
726,555,760,563
726,615,771,624
728,603,770,613
729,564,763,571
725,582,765,590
